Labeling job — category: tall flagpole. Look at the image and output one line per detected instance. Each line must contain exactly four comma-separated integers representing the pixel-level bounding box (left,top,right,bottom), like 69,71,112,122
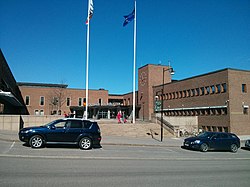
132,0,137,124
85,0,90,119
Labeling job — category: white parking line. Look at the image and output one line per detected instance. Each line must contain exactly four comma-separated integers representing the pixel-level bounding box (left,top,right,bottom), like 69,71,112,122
3,141,15,154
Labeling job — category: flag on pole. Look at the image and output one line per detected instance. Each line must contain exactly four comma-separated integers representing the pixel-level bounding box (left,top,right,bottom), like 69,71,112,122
86,0,94,25
123,9,135,27
84,0,94,119
123,1,137,124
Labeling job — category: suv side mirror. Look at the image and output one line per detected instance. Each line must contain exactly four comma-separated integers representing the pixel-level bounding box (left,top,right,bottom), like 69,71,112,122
50,125,56,130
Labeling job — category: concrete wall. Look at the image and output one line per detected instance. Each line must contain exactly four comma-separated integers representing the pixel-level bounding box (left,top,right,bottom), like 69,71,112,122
0,116,174,138
0,115,63,131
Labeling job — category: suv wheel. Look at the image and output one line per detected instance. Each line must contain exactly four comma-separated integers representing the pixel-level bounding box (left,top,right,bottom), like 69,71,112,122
29,135,44,148
200,143,208,152
230,144,238,153
79,137,92,150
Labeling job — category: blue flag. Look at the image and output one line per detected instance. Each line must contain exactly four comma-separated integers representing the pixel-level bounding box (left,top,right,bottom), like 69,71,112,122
123,9,135,27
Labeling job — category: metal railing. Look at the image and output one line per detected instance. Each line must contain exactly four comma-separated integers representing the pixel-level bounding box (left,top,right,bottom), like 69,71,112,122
156,116,175,135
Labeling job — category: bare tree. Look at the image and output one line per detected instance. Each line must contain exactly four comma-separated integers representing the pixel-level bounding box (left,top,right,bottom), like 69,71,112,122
48,82,68,115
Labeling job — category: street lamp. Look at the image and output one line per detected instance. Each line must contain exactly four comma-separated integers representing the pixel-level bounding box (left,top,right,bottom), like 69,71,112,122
160,67,174,142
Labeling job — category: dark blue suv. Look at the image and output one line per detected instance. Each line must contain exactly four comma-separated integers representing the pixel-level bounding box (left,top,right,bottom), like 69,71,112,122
183,132,240,153
19,118,101,150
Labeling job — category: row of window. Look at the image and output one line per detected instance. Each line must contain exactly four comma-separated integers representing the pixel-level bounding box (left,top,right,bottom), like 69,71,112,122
162,107,248,116
25,96,103,107
201,126,229,133
34,109,44,115
157,83,227,101
163,108,228,116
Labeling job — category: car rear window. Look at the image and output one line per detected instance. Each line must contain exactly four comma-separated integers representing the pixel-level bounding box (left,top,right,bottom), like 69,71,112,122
83,121,92,129
231,134,238,139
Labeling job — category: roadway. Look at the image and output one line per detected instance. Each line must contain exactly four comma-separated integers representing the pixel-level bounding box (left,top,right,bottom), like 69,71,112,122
1,140,250,187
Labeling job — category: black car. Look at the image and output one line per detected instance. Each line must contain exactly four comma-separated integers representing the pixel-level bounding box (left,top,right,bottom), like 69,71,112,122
19,118,101,150
183,132,240,153
245,139,250,149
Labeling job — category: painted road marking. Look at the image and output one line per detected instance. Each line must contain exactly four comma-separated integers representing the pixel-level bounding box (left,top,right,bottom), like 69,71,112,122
3,141,15,154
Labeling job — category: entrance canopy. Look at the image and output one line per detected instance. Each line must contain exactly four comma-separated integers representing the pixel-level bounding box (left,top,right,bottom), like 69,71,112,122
0,91,23,106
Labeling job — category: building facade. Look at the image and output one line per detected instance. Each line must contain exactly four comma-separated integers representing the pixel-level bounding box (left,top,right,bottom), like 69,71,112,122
153,68,250,135
1,48,249,135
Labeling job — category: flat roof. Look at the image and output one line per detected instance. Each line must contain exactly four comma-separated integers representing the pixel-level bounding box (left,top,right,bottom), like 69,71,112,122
17,82,68,88
153,68,250,88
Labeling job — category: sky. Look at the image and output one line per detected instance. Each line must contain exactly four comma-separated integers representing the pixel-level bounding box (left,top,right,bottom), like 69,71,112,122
1,0,250,94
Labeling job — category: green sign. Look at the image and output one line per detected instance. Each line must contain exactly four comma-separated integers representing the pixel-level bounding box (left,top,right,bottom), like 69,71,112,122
155,101,161,111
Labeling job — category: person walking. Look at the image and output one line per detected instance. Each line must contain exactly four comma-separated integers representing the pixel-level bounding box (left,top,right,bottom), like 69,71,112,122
117,111,122,123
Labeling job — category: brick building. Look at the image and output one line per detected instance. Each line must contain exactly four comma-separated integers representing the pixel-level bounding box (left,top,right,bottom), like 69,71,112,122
1,48,249,135
152,67,250,135
17,82,139,120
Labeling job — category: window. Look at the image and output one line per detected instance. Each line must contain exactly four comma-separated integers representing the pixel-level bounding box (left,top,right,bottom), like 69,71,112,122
169,93,172,100
54,121,66,128
25,96,30,105
211,85,215,94
183,90,186,98
216,84,221,93
99,98,102,106
222,83,227,93
52,97,58,105
166,93,169,100
84,121,92,129
40,110,44,115
191,89,195,97
179,91,182,98
220,133,229,139
78,98,82,106
34,110,39,115
175,92,179,99
40,96,45,106
205,86,210,94
243,107,248,115
196,88,200,96
66,98,71,106
83,98,86,106
223,127,228,133
201,87,205,95
242,84,247,93
69,121,83,128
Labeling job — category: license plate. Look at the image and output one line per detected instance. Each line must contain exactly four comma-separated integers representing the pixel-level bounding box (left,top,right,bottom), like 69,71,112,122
185,143,189,146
